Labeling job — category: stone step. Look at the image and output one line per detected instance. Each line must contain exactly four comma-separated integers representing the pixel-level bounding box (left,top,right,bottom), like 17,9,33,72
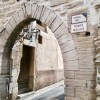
17,81,64,100
18,88,31,94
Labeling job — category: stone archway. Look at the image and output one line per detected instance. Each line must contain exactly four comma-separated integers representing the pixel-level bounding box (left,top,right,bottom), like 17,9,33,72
0,2,79,100
10,41,23,99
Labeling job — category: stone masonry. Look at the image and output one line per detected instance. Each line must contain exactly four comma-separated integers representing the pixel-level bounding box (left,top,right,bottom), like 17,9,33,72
0,0,100,100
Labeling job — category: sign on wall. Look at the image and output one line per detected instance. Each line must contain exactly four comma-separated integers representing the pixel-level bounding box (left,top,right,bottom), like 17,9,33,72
71,13,87,33
71,22,87,33
72,13,87,23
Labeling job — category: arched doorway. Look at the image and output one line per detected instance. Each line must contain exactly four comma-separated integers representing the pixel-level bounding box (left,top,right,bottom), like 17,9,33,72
0,2,78,100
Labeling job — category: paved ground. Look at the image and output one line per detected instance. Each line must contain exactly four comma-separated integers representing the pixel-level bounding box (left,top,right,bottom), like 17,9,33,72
32,84,65,100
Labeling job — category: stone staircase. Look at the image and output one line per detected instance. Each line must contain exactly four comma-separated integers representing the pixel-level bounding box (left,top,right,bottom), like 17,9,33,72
17,81,64,100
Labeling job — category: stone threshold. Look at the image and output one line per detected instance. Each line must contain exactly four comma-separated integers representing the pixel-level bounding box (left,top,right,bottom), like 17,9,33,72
17,80,64,100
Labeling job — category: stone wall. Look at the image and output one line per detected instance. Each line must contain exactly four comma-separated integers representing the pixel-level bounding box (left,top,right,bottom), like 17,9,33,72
0,0,99,100
65,4,96,99
27,28,64,91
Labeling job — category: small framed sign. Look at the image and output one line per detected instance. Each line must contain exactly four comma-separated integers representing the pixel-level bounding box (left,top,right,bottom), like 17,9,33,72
71,22,87,33
72,13,87,24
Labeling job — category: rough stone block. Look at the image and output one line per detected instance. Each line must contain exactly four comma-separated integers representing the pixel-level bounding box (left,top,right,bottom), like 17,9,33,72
11,76,18,83
64,71,75,78
75,71,96,80
9,82,18,88
53,24,67,38
0,3,5,8
65,78,86,87
1,30,10,41
25,3,32,17
9,82,18,94
12,11,20,25
5,0,16,6
60,40,76,53
0,58,9,68
75,39,94,50
2,6,10,13
58,33,72,46
74,36,94,42
79,65,95,69
11,59,20,69
5,22,13,35
75,87,96,100
31,3,38,18
62,49,78,62
65,96,81,100
64,60,79,70
77,47,95,54
78,53,94,60
0,34,7,46
67,6,87,17
10,3,20,11
0,26,5,33
34,5,44,20
45,10,57,27
0,84,7,97
11,51,19,60
40,7,51,23
79,59,95,68
10,68,18,76
0,13,5,18
62,0,83,10
0,46,5,54
87,80,96,89
49,16,63,32
20,5,25,17
9,16,17,29
12,86,18,96
0,78,7,85
18,8,25,22
49,0,69,7
86,92,96,100
79,68,96,72
0,67,8,75
6,10,15,17
65,86,75,97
